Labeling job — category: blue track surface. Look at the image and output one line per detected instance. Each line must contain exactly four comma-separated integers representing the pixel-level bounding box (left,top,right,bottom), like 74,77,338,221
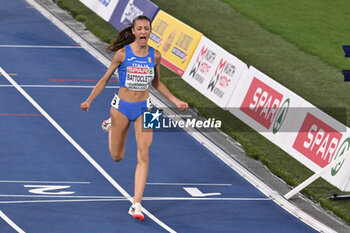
0,1,319,232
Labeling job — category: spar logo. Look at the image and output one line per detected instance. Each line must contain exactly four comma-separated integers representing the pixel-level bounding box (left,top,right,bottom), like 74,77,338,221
272,98,290,134
240,77,289,131
188,46,216,84
207,58,236,98
292,113,343,168
127,67,150,74
331,138,350,176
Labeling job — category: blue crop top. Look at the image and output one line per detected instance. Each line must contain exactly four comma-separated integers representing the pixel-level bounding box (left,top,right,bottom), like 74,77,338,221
118,45,156,91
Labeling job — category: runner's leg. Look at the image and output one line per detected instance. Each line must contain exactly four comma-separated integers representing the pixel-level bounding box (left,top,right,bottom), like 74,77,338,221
109,107,130,162
133,113,153,203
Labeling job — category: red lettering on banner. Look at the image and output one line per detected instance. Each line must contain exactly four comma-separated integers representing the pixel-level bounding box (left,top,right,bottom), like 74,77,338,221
200,62,210,74
214,59,227,76
240,77,283,129
208,59,227,92
196,46,208,63
219,75,230,88
292,113,342,168
127,67,149,74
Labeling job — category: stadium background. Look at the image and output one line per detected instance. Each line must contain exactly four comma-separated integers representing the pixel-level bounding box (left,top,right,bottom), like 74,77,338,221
53,0,350,224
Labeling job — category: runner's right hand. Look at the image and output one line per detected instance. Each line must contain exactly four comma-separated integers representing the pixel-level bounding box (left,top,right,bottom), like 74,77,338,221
80,101,90,111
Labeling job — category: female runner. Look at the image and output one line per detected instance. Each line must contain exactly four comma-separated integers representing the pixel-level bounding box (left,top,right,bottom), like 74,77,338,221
80,15,188,221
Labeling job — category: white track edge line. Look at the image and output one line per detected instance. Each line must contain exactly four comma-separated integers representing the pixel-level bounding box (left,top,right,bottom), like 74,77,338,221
6,2,176,231
0,197,270,205
146,182,232,186
0,194,268,201
0,66,175,233
0,210,25,233
23,1,177,232
150,96,336,233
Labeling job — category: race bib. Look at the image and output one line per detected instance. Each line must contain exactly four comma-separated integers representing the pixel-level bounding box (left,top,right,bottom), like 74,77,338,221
111,94,120,109
125,66,154,91
146,97,153,109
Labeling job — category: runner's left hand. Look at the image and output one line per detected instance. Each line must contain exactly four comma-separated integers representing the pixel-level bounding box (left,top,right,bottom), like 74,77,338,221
176,100,189,111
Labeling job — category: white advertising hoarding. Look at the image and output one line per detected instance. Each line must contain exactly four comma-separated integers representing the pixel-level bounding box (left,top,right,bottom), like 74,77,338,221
228,66,304,147
228,66,350,191
182,36,247,108
328,129,350,191
79,0,120,21
283,101,350,191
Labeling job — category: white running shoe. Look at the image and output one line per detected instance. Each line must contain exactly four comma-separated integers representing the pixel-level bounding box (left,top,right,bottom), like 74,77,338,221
128,202,144,221
101,118,111,132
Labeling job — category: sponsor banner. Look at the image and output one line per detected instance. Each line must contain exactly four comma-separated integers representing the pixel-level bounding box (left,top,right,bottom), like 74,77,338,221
228,66,303,147
284,101,350,190
79,0,120,21
328,129,350,191
109,0,159,31
148,10,203,76
228,66,350,190
182,36,248,108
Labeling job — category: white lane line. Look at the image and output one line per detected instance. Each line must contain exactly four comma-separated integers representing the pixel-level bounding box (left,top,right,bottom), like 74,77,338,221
0,197,270,204
147,182,232,186
0,180,90,184
0,66,175,233
0,194,124,199
0,199,125,204
0,85,118,88
0,45,82,49
0,210,25,233
144,197,269,201
0,194,267,201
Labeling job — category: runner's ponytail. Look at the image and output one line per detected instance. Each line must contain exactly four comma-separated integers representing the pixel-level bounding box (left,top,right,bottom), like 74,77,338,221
106,15,151,53
106,25,135,52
